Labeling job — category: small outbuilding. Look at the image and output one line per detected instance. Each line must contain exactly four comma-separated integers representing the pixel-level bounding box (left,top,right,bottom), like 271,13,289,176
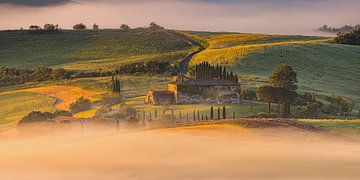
145,91,176,106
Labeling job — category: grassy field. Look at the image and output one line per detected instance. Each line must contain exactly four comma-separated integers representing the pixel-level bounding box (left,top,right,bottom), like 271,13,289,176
189,32,360,106
0,28,196,70
0,92,57,128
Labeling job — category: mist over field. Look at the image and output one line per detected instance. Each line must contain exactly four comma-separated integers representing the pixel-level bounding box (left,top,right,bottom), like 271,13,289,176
0,0,359,35
0,125,360,179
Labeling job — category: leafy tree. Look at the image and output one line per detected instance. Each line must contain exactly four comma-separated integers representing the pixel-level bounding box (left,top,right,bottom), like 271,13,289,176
269,64,298,91
29,25,41,31
43,24,57,31
120,24,130,30
257,86,277,113
273,88,298,118
73,23,87,30
149,22,163,29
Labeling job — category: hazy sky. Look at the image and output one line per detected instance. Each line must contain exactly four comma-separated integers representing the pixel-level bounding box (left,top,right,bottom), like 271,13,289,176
0,0,359,35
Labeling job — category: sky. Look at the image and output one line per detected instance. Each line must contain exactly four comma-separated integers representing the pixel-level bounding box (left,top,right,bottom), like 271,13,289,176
0,0,359,35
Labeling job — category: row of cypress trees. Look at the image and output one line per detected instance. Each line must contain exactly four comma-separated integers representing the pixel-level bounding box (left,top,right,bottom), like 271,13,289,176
111,76,122,93
195,62,239,83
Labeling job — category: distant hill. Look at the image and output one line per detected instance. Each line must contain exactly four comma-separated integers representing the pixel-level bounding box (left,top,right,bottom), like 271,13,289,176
0,28,197,71
188,32,360,104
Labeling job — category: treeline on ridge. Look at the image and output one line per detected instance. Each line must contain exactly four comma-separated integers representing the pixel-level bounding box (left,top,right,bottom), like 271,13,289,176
317,24,360,33
0,61,175,87
0,66,71,86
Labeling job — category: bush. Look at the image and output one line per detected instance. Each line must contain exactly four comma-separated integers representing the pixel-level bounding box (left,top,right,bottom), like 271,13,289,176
326,96,352,114
18,111,56,125
69,97,92,113
241,89,257,100
248,112,278,118
73,23,87,30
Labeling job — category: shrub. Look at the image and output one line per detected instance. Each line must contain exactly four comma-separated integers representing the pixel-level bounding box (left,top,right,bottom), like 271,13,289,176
73,23,87,30
326,96,352,114
69,97,92,113
240,89,257,100
18,111,56,125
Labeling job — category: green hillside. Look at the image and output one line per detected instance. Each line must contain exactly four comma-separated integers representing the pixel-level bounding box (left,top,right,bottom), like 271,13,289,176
0,28,196,70
189,32,360,105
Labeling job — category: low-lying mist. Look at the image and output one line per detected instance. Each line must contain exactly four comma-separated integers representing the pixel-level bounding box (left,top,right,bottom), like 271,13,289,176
0,0,359,35
0,124,359,179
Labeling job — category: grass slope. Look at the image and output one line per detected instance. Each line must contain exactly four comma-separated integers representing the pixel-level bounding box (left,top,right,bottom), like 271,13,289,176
190,32,360,105
0,92,56,128
0,28,195,70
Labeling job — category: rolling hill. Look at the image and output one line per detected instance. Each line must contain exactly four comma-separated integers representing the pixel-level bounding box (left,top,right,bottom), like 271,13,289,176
0,28,197,71
188,32,360,105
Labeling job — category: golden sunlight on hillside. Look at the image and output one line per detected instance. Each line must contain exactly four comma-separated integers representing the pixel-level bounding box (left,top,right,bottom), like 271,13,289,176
0,86,101,111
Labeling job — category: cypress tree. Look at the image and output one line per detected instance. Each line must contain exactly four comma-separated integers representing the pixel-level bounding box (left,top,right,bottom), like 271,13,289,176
218,107,221,120
111,76,115,93
197,110,200,121
219,66,223,80
210,106,214,120
223,67,227,80
230,71,234,81
193,110,196,121
201,114,204,121
223,106,226,119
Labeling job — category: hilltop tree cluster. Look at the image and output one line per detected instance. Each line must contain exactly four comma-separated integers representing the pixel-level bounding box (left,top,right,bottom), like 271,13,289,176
317,24,360,33
195,62,239,83
29,24,60,33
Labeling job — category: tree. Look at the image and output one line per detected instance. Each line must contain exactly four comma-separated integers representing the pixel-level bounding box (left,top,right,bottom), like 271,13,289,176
43,24,57,31
222,106,226,119
120,24,130,30
149,22,163,29
29,25,41,31
93,23,99,30
273,88,298,118
73,23,87,30
257,86,277,113
217,107,220,120
210,106,214,120
269,64,298,91
111,77,121,94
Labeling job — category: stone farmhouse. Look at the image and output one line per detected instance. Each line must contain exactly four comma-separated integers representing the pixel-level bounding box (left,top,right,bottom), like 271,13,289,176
145,62,241,105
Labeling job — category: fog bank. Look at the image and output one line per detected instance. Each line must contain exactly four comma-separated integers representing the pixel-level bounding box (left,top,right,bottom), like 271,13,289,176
0,125,359,179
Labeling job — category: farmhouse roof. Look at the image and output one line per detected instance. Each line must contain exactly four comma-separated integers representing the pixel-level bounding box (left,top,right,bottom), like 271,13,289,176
169,78,239,86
